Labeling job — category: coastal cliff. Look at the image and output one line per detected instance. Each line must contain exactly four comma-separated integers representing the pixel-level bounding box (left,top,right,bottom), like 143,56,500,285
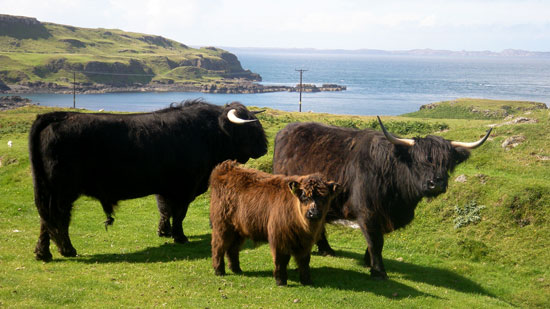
0,14,345,95
0,15,260,93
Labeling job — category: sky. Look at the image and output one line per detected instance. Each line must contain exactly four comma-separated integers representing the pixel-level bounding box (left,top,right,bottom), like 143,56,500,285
2,0,550,51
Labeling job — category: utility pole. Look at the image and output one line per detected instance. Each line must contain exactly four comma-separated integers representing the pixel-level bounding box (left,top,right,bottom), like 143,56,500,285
73,71,76,109
295,69,307,112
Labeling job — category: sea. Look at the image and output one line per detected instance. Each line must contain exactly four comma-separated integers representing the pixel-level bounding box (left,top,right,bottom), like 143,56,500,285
4,50,550,115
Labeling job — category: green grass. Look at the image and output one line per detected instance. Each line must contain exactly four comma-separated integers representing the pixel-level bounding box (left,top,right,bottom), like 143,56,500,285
403,98,548,119
1,99,549,307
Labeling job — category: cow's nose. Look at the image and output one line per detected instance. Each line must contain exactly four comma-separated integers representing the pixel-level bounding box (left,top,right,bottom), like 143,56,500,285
306,208,321,220
427,178,446,193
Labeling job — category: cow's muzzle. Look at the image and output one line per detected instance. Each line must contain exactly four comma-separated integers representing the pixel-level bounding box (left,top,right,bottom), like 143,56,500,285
306,207,322,220
426,178,446,195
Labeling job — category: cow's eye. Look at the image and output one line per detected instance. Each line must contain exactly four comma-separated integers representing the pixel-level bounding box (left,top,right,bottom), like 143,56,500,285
427,155,433,163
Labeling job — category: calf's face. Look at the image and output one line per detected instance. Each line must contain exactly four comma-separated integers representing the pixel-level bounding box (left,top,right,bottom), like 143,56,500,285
288,176,341,220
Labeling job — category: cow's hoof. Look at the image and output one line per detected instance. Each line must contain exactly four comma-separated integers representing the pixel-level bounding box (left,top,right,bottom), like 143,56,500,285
318,248,336,256
370,269,388,280
157,222,172,237
157,229,172,238
300,278,313,286
276,279,287,286
35,251,52,262
174,235,189,244
230,267,243,274
59,247,77,257
214,269,226,276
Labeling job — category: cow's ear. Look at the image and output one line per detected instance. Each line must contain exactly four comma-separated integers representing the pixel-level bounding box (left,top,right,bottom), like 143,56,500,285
288,181,302,197
453,147,471,164
327,181,342,195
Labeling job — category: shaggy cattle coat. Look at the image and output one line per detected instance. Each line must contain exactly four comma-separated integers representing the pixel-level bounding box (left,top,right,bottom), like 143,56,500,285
273,121,489,279
29,100,267,261
209,160,340,286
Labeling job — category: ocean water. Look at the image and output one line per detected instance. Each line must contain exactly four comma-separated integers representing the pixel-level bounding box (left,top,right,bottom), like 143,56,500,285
4,51,550,115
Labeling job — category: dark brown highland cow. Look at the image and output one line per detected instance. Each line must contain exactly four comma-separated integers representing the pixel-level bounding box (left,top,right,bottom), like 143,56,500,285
29,100,266,261
209,160,341,286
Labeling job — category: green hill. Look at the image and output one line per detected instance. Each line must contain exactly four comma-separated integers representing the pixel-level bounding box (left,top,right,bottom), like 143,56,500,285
403,98,548,119
0,14,260,92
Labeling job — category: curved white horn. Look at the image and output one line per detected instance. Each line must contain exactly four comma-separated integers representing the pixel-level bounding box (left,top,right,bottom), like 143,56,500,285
227,109,258,124
377,116,415,147
450,128,492,149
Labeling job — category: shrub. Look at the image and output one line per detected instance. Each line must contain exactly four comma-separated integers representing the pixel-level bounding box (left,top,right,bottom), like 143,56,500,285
454,200,485,229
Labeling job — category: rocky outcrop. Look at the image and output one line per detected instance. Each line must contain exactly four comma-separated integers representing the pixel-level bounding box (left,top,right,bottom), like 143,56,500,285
0,79,10,92
200,81,347,94
32,58,83,77
319,84,347,91
502,135,526,150
0,68,29,84
489,116,539,128
292,84,347,92
0,95,34,110
60,38,86,48
138,35,179,48
83,59,153,86
0,14,51,39
5,79,347,95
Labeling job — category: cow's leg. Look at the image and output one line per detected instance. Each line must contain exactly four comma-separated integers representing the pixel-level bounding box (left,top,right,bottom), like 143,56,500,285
34,190,56,261
227,234,244,274
211,226,229,276
34,219,52,261
358,221,387,280
35,194,76,259
364,248,372,267
272,249,291,286
316,227,336,256
48,199,77,258
156,194,172,237
296,253,313,285
157,195,191,244
171,198,191,244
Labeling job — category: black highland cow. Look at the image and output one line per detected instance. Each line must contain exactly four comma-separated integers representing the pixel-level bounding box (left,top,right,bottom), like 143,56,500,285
273,116,491,279
29,100,267,261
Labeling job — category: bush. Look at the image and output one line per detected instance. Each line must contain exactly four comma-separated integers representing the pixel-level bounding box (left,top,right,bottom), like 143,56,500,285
454,200,485,229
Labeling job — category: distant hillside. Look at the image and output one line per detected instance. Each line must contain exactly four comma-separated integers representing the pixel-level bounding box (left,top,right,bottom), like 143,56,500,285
403,98,548,119
225,47,550,58
0,14,260,93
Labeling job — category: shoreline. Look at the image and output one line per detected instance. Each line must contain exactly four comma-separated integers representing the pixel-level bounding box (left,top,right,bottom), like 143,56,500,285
0,95,35,111
2,81,346,95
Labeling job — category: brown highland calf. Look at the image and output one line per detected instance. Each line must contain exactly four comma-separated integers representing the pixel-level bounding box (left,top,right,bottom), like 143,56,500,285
210,160,341,286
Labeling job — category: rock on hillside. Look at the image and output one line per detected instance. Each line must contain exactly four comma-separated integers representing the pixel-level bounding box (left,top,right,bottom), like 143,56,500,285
0,95,34,110
0,79,10,92
0,14,51,39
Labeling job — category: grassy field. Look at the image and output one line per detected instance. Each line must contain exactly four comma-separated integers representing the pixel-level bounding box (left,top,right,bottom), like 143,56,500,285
1,99,549,308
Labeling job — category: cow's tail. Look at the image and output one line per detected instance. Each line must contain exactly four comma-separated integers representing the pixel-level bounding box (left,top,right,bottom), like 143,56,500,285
28,112,68,221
